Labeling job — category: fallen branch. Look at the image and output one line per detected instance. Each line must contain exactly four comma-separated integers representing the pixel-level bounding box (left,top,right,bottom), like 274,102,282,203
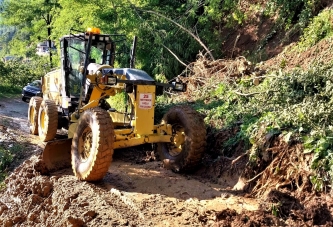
233,90,262,97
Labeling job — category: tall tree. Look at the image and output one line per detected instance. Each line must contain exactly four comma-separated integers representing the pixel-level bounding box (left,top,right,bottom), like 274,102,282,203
0,0,224,78
0,0,60,66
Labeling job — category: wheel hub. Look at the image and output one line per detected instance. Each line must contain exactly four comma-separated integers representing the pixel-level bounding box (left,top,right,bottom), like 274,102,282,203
79,128,93,162
29,108,34,125
168,125,185,156
40,110,47,132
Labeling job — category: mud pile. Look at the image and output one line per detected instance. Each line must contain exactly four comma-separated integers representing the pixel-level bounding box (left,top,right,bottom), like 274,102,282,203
1,156,149,226
0,129,333,226
0,156,220,226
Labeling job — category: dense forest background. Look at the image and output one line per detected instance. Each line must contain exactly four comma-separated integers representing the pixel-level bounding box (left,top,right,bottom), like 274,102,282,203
0,0,330,82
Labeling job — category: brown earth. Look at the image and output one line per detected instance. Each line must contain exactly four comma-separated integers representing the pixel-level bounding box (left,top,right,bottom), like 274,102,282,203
0,98,261,226
1,96,333,226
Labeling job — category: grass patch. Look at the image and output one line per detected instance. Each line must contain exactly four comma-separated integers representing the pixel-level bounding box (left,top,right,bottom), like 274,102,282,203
0,84,21,98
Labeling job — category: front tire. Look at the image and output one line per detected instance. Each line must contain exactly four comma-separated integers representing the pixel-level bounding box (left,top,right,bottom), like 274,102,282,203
71,108,114,181
157,105,206,172
28,96,43,135
38,99,58,142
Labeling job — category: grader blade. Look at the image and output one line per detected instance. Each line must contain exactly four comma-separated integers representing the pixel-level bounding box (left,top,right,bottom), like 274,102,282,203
42,139,72,171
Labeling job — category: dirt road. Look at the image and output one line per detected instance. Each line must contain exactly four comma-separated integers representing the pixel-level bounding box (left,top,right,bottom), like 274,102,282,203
0,97,30,133
0,97,261,226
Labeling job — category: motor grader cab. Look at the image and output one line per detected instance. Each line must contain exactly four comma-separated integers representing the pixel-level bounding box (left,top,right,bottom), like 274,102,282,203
28,28,206,181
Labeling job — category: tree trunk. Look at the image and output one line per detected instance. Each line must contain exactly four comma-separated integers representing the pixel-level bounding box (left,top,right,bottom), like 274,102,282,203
47,13,52,68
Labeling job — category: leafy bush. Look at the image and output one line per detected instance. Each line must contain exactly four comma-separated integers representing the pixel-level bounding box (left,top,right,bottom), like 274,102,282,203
106,92,127,112
0,57,49,97
157,60,333,188
298,9,333,50
234,65,333,187
265,0,315,28
0,146,13,170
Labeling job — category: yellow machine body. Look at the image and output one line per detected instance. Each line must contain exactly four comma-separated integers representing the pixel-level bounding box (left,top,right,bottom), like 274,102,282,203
42,63,174,170
65,66,173,148
34,29,193,176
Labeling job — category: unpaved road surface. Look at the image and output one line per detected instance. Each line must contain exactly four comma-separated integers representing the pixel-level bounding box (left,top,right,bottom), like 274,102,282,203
0,97,261,226
0,97,30,133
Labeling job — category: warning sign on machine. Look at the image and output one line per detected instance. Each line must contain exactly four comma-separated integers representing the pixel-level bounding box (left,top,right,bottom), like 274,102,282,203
139,93,153,109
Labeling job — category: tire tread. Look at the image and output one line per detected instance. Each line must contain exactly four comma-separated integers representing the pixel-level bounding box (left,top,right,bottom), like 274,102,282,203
72,108,114,181
158,105,206,172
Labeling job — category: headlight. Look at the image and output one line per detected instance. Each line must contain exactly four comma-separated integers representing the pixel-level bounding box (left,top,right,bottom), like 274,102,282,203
100,74,117,85
172,81,186,92
107,76,117,85
174,83,183,90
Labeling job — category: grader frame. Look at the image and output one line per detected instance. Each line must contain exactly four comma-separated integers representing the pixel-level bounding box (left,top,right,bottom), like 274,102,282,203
28,28,206,181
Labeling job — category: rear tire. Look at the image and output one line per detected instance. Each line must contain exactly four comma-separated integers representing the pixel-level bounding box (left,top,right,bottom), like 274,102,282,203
71,107,114,181
157,105,206,172
28,96,43,135
38,99,58,142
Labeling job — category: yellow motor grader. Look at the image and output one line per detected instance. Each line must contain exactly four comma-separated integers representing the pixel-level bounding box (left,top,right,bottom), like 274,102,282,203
28,28,206,181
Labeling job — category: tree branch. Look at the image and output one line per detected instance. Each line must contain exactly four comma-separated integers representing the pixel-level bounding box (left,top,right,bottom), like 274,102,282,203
139,9,215,60
161,44,187,67
42,14,47,23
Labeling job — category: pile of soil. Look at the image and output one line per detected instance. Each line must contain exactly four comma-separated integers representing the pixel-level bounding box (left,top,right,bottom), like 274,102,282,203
0,115,260,226
1,142,332,226
0,144,252,226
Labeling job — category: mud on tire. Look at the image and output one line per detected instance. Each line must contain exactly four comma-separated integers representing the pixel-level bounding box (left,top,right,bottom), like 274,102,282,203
38,99,58,142
28,96,43,135
71,107,114,181
157,105,206,172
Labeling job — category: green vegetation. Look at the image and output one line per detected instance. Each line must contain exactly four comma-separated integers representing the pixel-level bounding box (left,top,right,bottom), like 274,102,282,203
0,144,23,189
298,9,333,50
162,60,333,189
0,0,328,80
107,92,127,112
0,58,49,97
265,0,315,27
